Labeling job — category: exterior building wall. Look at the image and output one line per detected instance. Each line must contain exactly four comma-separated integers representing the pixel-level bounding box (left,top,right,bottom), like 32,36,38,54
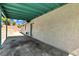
21,4,79,55
21,23,30,36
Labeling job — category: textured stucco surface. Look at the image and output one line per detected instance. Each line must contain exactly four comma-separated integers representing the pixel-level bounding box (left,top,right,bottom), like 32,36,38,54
21,4,79,55
21,23,30,36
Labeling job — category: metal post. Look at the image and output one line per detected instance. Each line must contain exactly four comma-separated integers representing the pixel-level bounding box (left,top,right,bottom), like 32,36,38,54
0,6,7,40
0,5,7,48
0,6,2,48
6,18,7,40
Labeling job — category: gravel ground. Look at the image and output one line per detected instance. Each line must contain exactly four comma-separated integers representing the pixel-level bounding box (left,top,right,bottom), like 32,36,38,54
0,35,68,56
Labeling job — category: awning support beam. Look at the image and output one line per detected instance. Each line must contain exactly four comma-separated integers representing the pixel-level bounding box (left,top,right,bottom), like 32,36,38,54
0,6,2,48
0,6,7,48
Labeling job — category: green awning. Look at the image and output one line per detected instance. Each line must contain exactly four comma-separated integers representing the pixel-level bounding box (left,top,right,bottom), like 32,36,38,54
1,3,66,22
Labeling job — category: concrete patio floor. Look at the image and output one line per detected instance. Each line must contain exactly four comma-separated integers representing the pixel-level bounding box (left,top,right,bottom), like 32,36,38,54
0,25,68,56
0,35,68,56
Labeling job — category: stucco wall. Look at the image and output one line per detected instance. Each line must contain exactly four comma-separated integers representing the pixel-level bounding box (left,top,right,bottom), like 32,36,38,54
21,23,30,36
21,4,79,54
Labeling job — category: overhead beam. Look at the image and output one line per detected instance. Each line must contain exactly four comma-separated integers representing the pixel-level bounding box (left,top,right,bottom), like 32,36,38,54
1,5,6,17
1,11,6,17
0,5,7,18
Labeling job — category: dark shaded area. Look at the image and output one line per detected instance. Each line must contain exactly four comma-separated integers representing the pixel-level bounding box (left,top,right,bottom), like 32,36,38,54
0,35,68,56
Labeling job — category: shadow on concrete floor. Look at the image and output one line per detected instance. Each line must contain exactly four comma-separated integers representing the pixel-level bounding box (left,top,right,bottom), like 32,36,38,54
0,35,68,56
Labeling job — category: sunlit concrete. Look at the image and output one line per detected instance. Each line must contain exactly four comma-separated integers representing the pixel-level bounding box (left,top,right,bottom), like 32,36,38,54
7,26,23,37
2,25,23,44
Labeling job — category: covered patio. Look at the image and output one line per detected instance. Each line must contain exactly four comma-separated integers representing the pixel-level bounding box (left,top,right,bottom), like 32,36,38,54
1,3,76,56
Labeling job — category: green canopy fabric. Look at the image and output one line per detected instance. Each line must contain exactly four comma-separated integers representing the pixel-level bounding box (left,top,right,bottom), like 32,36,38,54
0,3,66,22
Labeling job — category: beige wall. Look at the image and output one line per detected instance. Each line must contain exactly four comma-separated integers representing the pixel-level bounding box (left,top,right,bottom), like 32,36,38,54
21,23,30,35
21,4,79,54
